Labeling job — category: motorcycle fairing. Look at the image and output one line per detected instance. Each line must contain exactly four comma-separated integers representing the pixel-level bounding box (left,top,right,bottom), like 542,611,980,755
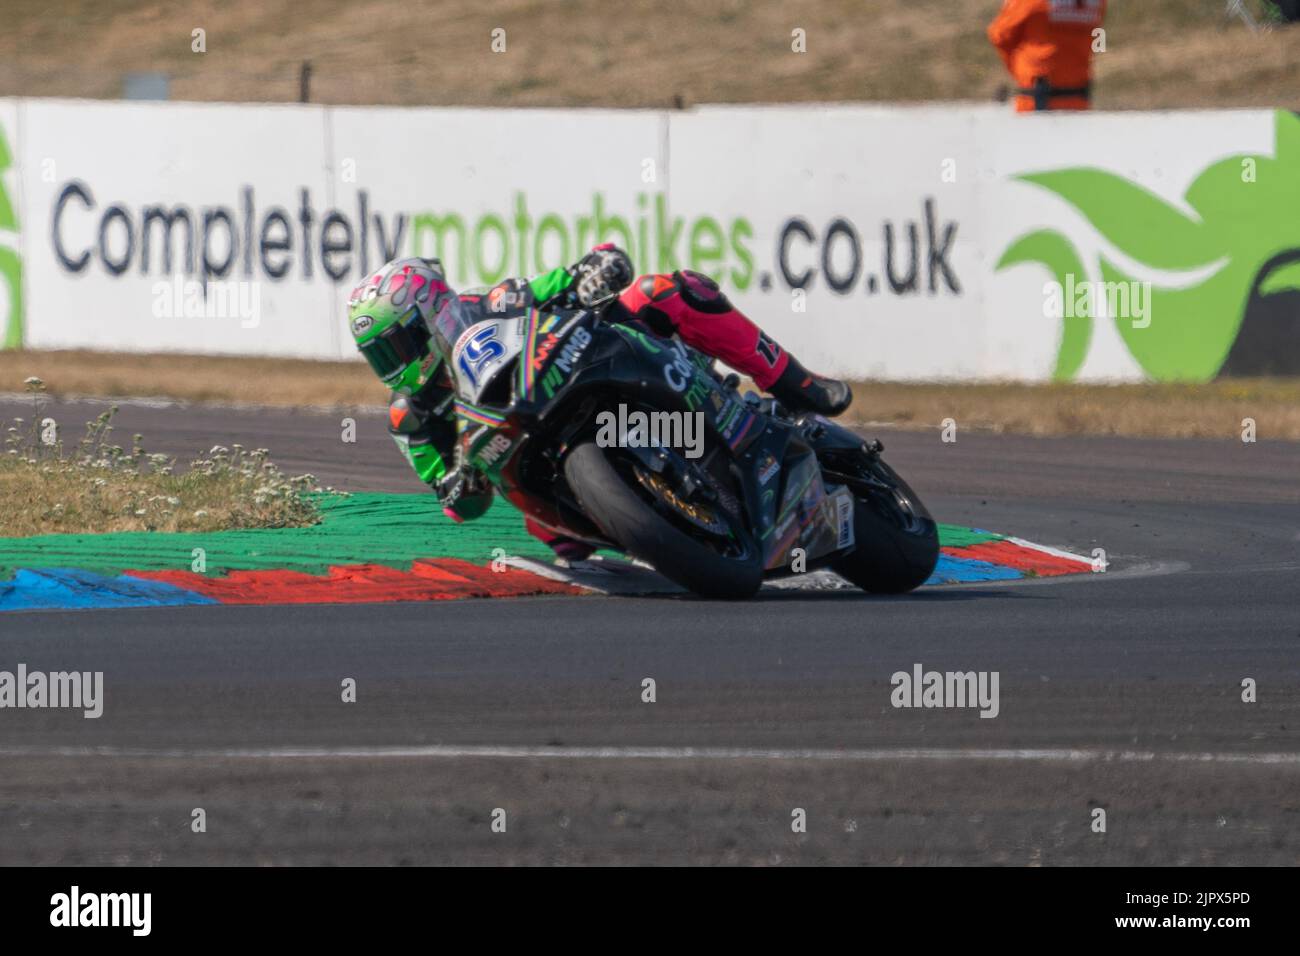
450,318,525,405
744,435,849,572
445,307,853,568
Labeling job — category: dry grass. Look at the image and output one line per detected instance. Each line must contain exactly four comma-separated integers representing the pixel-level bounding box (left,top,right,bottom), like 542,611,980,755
0,0,1298,111
843,378,1300,440
0,349,385,408
0,383,327,536
5,349,1298,441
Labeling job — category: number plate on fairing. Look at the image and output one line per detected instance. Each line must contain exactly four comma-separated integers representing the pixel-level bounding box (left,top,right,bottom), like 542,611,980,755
452,319,524,404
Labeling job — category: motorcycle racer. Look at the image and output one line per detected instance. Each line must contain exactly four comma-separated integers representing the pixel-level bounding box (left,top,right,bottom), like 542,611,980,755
346,245,853,557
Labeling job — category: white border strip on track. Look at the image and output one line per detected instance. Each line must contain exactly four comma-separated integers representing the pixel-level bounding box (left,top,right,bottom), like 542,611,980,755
0,745,1296,765
1003,536,1096,567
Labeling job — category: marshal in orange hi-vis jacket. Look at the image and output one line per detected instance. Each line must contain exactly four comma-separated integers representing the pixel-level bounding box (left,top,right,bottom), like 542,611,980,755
988,0,1107,112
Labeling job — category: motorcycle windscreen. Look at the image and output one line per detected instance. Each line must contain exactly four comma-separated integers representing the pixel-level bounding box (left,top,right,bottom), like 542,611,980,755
431,296,476,365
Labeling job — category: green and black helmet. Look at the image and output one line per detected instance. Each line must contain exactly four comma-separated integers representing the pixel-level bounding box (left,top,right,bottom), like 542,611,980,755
347,257,455,395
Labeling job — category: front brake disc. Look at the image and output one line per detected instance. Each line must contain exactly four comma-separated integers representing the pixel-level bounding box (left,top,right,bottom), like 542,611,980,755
633,466,728,535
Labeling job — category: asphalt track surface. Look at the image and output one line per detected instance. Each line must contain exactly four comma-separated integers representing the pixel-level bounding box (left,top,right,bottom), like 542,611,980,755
1,396,1297,864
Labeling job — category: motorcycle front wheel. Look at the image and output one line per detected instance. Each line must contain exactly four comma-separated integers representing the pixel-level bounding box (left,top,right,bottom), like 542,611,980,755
563,442,763,600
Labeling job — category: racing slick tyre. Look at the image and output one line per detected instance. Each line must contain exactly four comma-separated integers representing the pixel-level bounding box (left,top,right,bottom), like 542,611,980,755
563,441,763,600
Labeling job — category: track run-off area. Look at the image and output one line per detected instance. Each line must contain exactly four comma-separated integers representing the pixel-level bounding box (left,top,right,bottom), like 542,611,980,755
0,397,1296,864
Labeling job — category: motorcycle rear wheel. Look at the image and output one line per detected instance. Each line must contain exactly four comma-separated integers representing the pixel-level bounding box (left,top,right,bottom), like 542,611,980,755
830,455,939,594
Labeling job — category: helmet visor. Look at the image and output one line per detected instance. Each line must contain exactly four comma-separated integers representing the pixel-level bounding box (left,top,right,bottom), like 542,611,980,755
359,310,432,380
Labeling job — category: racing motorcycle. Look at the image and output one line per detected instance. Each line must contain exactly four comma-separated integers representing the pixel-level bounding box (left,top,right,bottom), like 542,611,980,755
438,299,939,599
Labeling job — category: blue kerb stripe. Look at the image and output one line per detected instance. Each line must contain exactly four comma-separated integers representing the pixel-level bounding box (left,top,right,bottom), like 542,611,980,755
0,568,218,612
924,554,1024,586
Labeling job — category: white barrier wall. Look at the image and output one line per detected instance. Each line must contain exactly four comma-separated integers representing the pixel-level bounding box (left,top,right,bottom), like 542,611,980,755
0,98,1295,382
19,101,336,358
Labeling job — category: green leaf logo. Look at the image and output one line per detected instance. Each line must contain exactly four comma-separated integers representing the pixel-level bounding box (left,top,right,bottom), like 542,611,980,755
0,120,21,351
998,110,1300,381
